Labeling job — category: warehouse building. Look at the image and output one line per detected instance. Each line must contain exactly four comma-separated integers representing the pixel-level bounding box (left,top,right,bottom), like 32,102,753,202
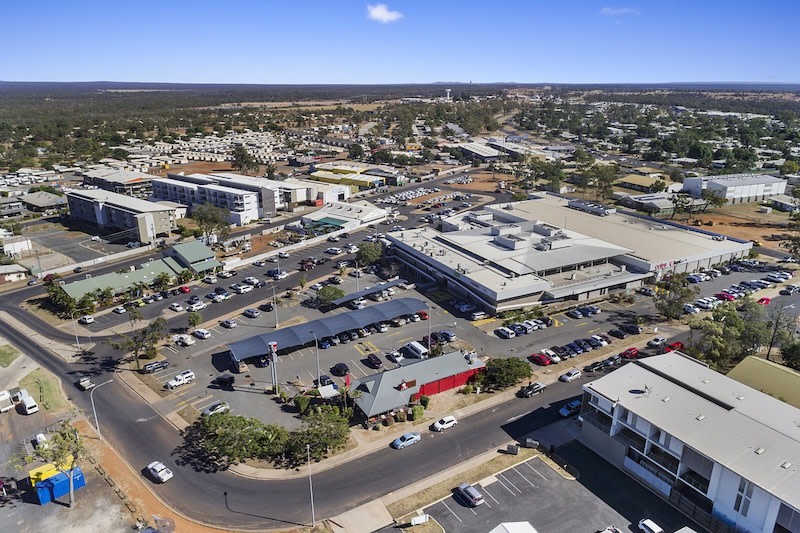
66,189,177,243
579,352,800,533
683,173,786,204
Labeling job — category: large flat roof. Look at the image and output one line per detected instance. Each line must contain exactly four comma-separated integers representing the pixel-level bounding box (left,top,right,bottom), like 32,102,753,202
485,195,749,266
585,352,800,510
67,189,173,213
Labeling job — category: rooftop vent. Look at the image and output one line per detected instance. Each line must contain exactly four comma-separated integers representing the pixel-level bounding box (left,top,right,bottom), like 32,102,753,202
695,414,705,421
736,395,746,401
781,461,792,469
755,447,766,455
662,397,671,403
701,379,710,384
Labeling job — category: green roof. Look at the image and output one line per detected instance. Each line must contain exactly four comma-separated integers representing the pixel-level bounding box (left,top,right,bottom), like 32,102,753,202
62,258,181,300
173,240,216,264
187,258,222,273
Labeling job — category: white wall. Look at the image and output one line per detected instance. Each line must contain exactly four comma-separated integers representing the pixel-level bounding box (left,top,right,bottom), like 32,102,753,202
712,467,777,533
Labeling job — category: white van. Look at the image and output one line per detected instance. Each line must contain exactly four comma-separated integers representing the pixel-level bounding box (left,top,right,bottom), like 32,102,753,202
22,395,39,415
638,519,664,533
405,341,429,359
469,310,487,321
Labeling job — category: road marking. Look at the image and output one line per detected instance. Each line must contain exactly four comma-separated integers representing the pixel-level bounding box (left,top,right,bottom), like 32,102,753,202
165,346,179,354
440,501,462,522
587,327,600,333
506,413,525,423
498,472,522,494
135,415,158,423
512,466,537,488
350,360,368,377
483,486,500,504
494,476,516,495
526,462,548,480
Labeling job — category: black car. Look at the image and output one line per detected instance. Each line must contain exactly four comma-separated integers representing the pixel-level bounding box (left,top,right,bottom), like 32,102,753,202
213,374,235,388
141,360,170,374
566,342,583,354
338,332,351,344
73,266,83,273
260,302,274,312
332,362,350,376
215,287,228,295
576,339,592,352
608,329,628,339
637,287,655,296
365,353,383,369
587,337,602,349
318,375,333,386
540,317,554,327
551,346,568,359
561,344,577,357
577,307,594,316
603,354,622,367
621,323,643,335
160,290,173,299
584,361,604,373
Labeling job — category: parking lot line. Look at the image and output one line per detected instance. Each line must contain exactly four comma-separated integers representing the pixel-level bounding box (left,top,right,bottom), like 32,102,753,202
497,472,523,494
512,466,537,488
494,476,516,495
587,327,600,333
440,501,462,523
350,360,368,377
525,461,548,480
194,398,218,411
482,486,500,505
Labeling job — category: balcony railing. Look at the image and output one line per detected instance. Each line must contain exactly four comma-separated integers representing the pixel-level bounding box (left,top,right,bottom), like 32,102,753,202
679,470,710,495
616,427,646,454
647,445,680,475
583,410,612,434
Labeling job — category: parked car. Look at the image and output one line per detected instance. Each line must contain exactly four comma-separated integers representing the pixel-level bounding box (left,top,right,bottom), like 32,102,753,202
78,315,94,324
193,328,211,339
566,309,583,319
169,303,184,312
147,461,173,483
559,399,582,418
203,275,218,284
417,311,430,320
529,353,552,366
332,362,350,376
113,306,126,314
390,432,421,449
559,369,582,383
496,327,516,339
243,308,260,318
456,482,485,507
584,361,604,373
621,347,639,359
517,382,546,397
387,350,404,363
432,415,458,432
220,319,238,329
620,323,643,335
166,370,195,389
647,337,667,348
76,376,95,391
365,353,383,369
202,401,230,417
187,302,206,312
142,360,170,374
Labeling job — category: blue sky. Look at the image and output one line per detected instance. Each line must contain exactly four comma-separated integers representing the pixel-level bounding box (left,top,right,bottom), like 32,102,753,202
3,0,797,84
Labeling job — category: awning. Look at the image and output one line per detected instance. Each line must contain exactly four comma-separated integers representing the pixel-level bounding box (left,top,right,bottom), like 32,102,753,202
227,297,429,361
331,279,409,305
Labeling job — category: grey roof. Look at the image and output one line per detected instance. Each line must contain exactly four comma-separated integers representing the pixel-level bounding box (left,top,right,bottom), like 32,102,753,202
67,189,172,213
228,298,429,361
173,241,215,264
331,279,408,305
584,352,800,510
20,191,67,208
353,351,485,417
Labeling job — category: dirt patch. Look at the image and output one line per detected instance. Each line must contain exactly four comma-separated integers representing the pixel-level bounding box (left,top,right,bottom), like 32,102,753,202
150,161,234,178
19,367,70,412
676,204,793,252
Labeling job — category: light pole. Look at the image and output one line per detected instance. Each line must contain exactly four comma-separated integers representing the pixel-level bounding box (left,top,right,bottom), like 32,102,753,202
310,331,321,385
354,259,360,292
70,311,81,351
307,443,316,528
90,379,114,439
270,283,279,328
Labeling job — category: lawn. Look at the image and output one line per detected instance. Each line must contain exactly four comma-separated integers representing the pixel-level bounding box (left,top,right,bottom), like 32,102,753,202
0,344,21,367
20,368,70,412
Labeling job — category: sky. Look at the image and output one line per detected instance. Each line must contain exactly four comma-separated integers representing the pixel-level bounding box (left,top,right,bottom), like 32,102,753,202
3,0,798,84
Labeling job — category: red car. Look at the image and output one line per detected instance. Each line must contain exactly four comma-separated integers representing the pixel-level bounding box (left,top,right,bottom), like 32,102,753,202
417,311,430,320
620,347,639,359
529,353,551,366
664,341,685,353
757,297,771,305
178,286,191,294
715,293,735,301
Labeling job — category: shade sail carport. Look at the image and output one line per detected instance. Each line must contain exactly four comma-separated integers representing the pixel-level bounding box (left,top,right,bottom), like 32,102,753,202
331,279,409,306
227,297,429,362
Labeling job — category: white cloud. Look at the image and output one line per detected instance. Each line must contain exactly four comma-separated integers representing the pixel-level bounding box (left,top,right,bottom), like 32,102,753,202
599,7,639,16
367,4,403,24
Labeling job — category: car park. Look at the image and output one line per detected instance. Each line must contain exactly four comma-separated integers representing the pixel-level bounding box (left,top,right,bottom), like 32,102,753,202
202,401,230,417
147,461,173,483
390,432,421,449
517,382,546,397
193,328,211,339
432,415,458,431
559,369,582,383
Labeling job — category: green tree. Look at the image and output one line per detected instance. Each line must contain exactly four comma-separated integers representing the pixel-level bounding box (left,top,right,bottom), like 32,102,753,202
187,311,202,330
780,160,799,176
196,413,287,464
152,272,174,292
265,162,277,180
230,146,259,174
348,144,364,159
670,194,693,220
191,203,231,242
76,294,96,315
779,340,800,371
484,358,531,389
654,274,700,319
686,300,769,371
316,285,344,309
177,269,194,284
293,394,311,414
298,275,307,290
700,189,727,212
14,420,85,508
356,241,382,266
105,316,168,372
286,404,350,463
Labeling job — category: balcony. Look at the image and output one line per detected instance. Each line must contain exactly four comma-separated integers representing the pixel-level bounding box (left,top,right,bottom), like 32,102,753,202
583,408,612,434
615,427,646,454
679,469,710,495
647,443,680,475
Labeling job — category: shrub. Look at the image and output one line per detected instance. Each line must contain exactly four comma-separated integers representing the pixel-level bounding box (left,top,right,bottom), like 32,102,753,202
293,394,310,414
411,405,424,421
459,384,474,395
384,415,395,426
396,410,407,422
419,395,430,409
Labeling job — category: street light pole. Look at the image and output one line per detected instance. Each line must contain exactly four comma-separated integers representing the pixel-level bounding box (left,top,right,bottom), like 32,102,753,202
310,331,320,385
270,283,279,328
307,443,316,528
90,379,114,439
70,311,81,351
354,259,360,292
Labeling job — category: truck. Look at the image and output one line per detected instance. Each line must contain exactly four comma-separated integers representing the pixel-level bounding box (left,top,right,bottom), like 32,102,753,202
0,390,14,413
76,377,95,391
166,370,195,389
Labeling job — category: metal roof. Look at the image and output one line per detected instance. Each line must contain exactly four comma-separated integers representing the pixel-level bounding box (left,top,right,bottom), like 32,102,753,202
227,298,429,361
331,279,408,305
584,352,800,510
172,241,216,265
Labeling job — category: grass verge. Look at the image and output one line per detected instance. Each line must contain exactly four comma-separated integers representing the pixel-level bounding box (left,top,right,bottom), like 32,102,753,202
387,446,539,521
20,367,70,412
0,344,21,367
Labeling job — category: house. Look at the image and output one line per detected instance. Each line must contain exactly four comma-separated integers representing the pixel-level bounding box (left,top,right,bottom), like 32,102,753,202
352,351,485,420
0,264,28,283
20,191,67,212
770,194,799,213
169,241,222,275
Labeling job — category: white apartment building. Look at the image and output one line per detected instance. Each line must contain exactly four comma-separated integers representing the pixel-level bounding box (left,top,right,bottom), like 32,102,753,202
579,352,800,533
151,177,259,226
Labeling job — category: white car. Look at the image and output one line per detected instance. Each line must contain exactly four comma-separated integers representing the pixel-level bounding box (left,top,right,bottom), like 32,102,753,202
202,401,230,417
345,244,359,253
169,303,184,312
278,251,290,258
166,370,195,389
496,326,516,339
647,337,667,348
147,461,173,483
243,308,260,318
273,271,289,280
234,285,253,294
327,235,340,242
325,247,342,255
193,328,211,339
243,276,260,285
203,275,218,284
220,319,238,329
387,350,404,363
311,283,324,290
78,315,94,324
187,302,206,312
218,271,234,279
432,415,458,432
173,334,196,347
559,369,582,383
113,306,126,314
